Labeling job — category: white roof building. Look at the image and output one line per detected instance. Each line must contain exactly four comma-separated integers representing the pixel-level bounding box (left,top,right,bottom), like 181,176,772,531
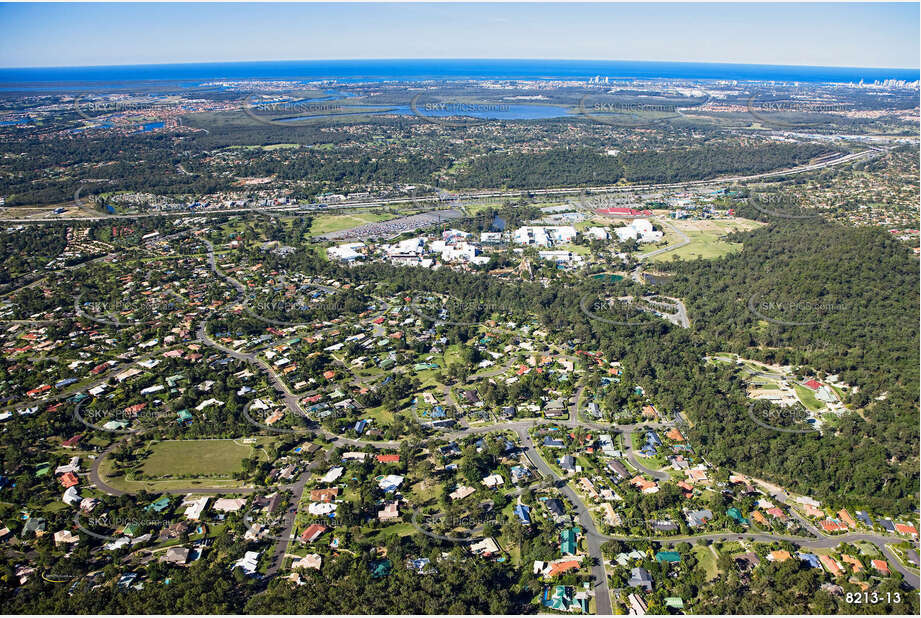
442,242,480,262
212,498,247,512
328,242,365,262
183,496,209,521
614,219,664,243
291,553,322,570
62,486,82,506
450,485,476,500
512,226,577,247
321,466,344,484
195,398,224,411
378,474,404,492
244,523,265,541
482,474,504,488
55,456,81,475
586,226,610,241
599,434,618,458
104,537,130,551
386,237,426,256
816,386,837,403
54,529,80,546
470,537,501,555
538,250,584,265
308,502,338,516
233,551,261,575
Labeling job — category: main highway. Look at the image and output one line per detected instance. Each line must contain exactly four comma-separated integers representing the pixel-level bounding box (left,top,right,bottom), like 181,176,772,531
2,147,881,224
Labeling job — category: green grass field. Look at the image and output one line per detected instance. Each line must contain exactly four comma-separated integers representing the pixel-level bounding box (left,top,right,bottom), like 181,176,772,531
650,218,763,263
360,405,396,426
793,384,824,412
695,545,720,581
224,143,300,151
309,212,395,235
99,438,274,492
650,230,741,262
141,439,258,477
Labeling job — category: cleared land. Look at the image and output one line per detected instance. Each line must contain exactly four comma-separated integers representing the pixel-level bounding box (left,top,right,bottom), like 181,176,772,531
141,439,259,476
100,438,272,492
309,212,396,235
649,217,763,262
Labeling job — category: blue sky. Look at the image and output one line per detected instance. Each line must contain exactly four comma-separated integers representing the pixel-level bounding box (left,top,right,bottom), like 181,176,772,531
0,2,918,69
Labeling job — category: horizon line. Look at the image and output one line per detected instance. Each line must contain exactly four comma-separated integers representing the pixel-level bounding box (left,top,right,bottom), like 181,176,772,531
2,57,919,73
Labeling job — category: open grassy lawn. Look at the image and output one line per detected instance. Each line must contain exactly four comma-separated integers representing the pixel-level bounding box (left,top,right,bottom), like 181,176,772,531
556,242,591,256
360,405,396,426
650,218,763,263
224,143,300,151
794,384,825,412
99,438,273,492
367,522,417,539
141,439,263,477
308,212,395,235
695,545,720,581
463,201,502,215
856,541,882,557
715,541,745,555
409,480,440,506
442,343,465,367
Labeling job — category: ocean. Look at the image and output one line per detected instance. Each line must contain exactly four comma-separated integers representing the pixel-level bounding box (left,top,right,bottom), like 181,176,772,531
0,58,917,87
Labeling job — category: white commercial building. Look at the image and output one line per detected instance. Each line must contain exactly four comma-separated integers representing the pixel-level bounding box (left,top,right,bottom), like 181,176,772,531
538,250,584,265
614,219,664,243
585,226,610,241
327,242,365,262
385,237,426,256
183,496,209,521
512,226,577,247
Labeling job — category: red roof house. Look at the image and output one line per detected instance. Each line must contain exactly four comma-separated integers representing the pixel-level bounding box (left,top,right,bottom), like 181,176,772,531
61,434,83,448
895,523,918,537
871,559,890,575
299,523,328,543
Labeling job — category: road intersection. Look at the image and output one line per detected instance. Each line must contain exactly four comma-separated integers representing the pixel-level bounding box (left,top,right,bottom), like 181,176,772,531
78,220,919,598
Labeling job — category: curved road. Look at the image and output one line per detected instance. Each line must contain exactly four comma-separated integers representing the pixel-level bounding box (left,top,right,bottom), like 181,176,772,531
85,218,918,597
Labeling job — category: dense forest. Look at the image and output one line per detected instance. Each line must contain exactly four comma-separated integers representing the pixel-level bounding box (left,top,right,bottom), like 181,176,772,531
0,225,68,282
0,133,228,206
454,143,836,188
